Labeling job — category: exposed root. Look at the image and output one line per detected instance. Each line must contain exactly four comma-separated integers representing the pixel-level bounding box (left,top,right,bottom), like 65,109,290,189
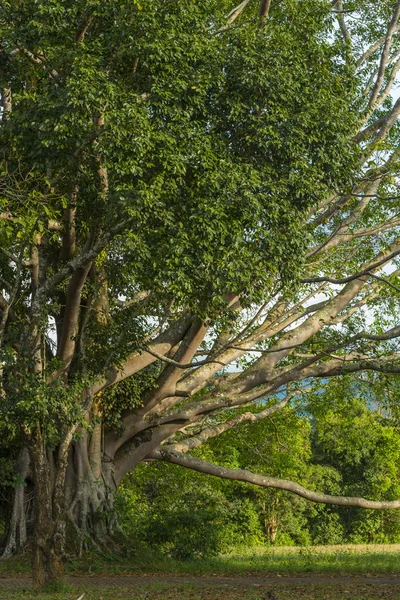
66,473,119,556
1,448,30,559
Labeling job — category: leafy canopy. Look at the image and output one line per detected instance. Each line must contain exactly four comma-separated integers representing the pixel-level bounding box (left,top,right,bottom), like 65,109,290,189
0,0,357,320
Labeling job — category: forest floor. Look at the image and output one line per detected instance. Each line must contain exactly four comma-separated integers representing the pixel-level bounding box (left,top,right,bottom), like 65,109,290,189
0,576,399,600
1,545,400,599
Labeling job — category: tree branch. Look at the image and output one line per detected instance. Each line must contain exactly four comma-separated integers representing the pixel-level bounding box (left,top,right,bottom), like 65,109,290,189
367,0,400,111
335,1,352,47
76,15,92,42
356,26,400,67
1,88,12,115
90,313,193,396
16,47,58,79
303,246,400,286
152,449,400,510
32,216,135,320
140,345,226,369
226,0,251,24
162,391,300,453
259,0,272,27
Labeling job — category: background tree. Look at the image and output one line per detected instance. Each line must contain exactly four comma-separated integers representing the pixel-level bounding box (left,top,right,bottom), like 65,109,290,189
1,0,400,587
115,378,400,557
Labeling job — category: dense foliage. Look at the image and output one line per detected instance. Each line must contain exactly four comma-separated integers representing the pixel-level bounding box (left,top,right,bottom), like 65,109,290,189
0,0,356,324
117,380,400,558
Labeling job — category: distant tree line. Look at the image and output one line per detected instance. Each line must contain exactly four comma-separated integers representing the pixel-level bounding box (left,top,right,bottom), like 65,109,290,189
115,376,400,558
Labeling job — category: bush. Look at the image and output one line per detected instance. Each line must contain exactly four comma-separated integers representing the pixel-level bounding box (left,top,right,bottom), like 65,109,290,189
116,461,267,559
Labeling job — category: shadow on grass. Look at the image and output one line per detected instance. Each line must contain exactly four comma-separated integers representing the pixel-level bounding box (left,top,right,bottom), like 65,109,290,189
1,544,400,578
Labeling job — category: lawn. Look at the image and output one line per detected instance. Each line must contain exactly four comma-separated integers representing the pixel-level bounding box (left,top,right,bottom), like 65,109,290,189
1,544,400,576
64,543,400,575
200,543,400,575
0,545,400,600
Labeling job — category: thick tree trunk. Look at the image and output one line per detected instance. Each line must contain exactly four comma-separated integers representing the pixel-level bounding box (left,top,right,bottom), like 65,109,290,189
67,472,117,552
30,439,66,587
28,426,120,586
4,415,135,587
2,423,124,582
65,432,119,555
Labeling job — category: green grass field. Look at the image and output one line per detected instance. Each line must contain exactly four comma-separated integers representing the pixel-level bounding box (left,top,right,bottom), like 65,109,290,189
1,545,400,600
65,543,400,576
199,543,400,575
1,543,400,576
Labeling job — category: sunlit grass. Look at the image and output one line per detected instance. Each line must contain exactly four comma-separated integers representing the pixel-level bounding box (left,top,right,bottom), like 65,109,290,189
205,543,400,574
1,544,400,578
65,543,400,575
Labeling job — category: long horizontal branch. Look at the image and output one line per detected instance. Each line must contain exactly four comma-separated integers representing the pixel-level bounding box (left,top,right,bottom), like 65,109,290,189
152,449,400,509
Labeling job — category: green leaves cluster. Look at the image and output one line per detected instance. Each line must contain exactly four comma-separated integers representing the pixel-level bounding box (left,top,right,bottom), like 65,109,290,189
0,0,358,315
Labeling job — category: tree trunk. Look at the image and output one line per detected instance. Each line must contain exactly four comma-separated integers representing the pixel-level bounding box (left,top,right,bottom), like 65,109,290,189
71,432,120,545
266,515,278,544
28,424,120,586
2,424,122,582
30,439,66,587
1,448,30,558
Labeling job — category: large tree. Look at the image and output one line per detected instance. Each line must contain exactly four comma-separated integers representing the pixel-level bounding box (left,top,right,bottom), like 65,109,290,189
1,0,400,587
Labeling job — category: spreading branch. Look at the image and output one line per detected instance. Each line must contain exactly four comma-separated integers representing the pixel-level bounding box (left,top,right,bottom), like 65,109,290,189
152,450,400,510
367,0,400,111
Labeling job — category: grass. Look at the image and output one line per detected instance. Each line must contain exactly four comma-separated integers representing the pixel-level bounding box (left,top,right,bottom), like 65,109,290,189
196,543,400,575
2,543,400,576
1,545,400,599
61,543,400,576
